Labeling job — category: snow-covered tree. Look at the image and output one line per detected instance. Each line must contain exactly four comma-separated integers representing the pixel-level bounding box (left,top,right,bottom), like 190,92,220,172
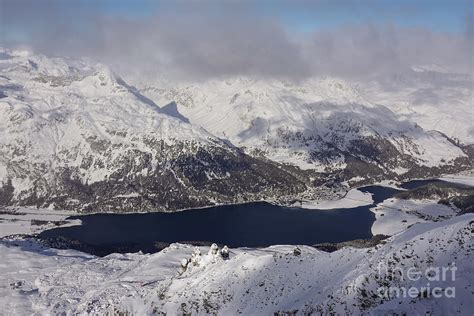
190,247,202,266
220,245,229,259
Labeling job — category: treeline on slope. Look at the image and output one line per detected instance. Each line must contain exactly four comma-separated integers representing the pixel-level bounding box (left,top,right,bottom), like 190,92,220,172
395,181,474,214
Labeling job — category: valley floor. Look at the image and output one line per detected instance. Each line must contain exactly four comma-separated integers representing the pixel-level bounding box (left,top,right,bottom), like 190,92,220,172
370,198,458,235
291,187,373,210
0,207,80,238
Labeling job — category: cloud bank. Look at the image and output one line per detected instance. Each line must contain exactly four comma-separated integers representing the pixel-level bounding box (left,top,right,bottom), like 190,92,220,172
0,0,472,81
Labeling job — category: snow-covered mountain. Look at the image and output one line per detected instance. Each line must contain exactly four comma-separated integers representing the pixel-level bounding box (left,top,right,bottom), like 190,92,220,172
0,48,472,212
0,49,309,212
138,75,472,183
0,49,472,315
1,214,472,314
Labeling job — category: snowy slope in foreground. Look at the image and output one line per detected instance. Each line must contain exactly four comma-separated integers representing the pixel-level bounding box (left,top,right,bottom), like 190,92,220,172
1,215,472,315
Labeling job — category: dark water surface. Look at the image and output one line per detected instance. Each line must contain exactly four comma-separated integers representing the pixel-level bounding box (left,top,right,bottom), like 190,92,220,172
38,180,443,254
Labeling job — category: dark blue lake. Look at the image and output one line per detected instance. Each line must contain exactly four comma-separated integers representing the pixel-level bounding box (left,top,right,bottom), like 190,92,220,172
37,180,445,255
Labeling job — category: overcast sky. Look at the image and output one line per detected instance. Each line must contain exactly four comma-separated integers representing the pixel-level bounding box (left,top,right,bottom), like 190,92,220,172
0,0,472,81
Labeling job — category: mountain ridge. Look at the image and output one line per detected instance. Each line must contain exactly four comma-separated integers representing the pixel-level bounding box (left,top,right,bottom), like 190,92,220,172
0,49,311,212
0,49,472,212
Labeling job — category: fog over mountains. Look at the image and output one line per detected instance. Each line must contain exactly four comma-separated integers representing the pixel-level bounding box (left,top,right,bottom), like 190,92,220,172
2,1,472,81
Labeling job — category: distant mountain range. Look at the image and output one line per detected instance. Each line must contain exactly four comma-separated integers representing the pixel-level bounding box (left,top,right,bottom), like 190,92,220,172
0,48,472,212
